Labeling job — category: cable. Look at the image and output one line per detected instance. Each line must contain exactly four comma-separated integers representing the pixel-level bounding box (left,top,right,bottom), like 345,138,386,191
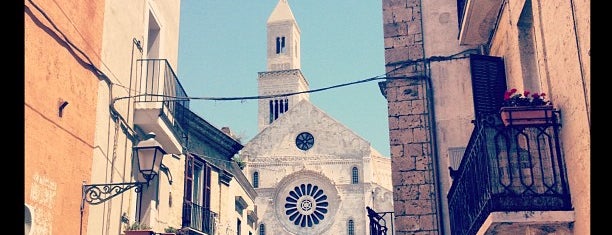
27,0,475,104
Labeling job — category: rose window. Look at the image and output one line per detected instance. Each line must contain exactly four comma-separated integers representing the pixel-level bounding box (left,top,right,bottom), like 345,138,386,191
284,183,329,227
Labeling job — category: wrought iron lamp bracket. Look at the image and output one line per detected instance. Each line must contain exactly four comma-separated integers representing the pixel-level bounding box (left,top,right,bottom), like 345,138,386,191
82,182,145,205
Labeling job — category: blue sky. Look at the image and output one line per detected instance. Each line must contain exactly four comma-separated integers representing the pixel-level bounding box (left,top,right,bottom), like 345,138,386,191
177,0,390,156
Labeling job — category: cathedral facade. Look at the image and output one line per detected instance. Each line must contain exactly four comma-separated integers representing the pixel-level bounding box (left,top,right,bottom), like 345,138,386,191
238,1,393,234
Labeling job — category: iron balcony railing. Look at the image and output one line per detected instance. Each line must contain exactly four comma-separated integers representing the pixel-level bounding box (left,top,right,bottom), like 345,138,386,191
135,59,190,141
182,202,217,234
366,207,394,235
447,113,572,235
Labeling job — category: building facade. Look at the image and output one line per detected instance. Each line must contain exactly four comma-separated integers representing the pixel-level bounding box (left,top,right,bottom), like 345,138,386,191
86,1,185,234
25,1,258,234
239,1,394,235
25,0,105,234
177,107,258,235
380,0,589,234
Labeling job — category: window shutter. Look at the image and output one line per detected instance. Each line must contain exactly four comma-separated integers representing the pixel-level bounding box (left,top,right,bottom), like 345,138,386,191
469,54,507,124
182,153,194,227
204,164,211,208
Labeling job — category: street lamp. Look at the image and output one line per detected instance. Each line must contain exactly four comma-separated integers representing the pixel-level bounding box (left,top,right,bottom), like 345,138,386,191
82,132,166,205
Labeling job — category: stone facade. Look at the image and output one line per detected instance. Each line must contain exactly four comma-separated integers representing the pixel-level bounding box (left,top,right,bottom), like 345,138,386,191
241,101,394,235
240,1,394,234
381,0,589,234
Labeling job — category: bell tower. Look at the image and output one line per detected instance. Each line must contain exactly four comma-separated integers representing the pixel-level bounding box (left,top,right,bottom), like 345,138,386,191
257,0,309,131
266,0,300,71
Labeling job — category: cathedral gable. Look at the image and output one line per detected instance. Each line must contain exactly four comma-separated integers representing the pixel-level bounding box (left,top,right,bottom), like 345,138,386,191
242,100,372,161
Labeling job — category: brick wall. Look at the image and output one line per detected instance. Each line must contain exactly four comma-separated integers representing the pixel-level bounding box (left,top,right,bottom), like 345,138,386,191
381,0,441,234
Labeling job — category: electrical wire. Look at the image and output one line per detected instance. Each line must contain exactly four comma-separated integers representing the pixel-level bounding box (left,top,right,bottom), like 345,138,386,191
27,0,477,104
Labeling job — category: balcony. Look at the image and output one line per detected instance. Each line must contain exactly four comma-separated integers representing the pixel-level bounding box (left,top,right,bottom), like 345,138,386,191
456,0,503,45
448,113,573,235
182,202,217,235
133,59,190,154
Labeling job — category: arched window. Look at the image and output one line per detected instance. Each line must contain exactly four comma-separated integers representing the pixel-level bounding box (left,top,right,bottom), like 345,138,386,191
253,172,259,188
351,167,359,184
25,204,33,235
347,219,355,235
259,224,265,235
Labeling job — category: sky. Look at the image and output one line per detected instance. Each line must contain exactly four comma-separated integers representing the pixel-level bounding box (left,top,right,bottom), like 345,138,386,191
177,0,391,156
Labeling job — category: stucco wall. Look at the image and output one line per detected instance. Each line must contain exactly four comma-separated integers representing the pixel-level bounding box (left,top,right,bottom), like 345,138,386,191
429,58,474,235
86,0,183,234
213,170,257,235
25,0,105,234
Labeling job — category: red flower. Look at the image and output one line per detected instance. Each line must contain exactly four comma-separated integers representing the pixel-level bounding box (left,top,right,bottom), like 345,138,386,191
502,89,551,107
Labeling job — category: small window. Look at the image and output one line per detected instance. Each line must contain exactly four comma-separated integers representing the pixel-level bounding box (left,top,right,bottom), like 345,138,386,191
351,167,359,184
348,219,355,235
274,100,279,120
269,100,274,124
275,36,286,54
259,224,265,235
253,172,259,188
25,204,33,235
284,98,289,112
281,36,286,53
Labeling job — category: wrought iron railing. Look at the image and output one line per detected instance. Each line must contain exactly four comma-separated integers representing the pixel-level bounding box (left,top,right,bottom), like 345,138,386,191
182,202,216,234
447,113,572,235
366,206,394,235
135,59,190,142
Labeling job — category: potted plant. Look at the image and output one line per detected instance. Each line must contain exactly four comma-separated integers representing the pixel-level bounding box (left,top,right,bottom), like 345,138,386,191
124,222,154,235
499,88,555,126
161,226,180,235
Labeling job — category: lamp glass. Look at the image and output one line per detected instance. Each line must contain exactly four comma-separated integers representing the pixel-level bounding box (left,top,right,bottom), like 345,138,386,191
134,134,166,182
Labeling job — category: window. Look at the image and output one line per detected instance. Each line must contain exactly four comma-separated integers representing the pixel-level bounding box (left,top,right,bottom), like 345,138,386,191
269,101,274,124
275,36,286,54
25,204,33,235
269,98,289,124
295,132,315,151
348,219,355,235
192,161,212,208
259,224,265,235
351,167,359,184
253,172,259,188
237,219,241,235
274,100,279,120
284,183,329,227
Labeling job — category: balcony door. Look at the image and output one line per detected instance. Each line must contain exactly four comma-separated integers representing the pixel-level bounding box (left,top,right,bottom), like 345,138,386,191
183,153,212,232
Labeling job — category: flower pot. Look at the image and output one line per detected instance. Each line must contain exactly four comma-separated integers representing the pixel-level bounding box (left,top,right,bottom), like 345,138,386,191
124,230,155,235
500,105,555,126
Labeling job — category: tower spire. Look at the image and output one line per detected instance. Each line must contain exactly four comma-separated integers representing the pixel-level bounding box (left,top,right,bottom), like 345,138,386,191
257,0,308,131
267,0,298,24
266,0,300,71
